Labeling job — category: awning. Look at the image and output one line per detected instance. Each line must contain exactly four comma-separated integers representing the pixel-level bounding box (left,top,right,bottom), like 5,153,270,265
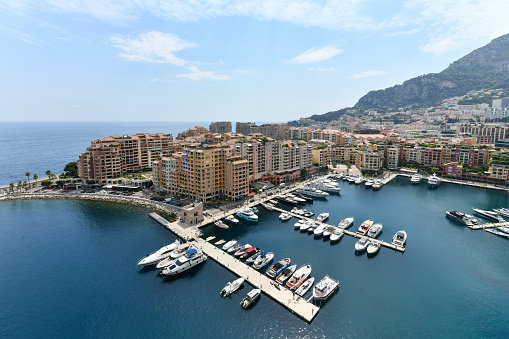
246,192,255,197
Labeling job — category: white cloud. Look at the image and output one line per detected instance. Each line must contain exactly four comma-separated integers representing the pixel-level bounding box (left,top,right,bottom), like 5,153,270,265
350,70,386,79
110,31,196,66
308,66,336,72
178,65,231,80
286,45,343,64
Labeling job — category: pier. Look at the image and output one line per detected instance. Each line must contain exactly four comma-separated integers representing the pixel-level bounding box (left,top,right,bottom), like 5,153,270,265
468,221,509,230
149,212,320,323
266,205,405,253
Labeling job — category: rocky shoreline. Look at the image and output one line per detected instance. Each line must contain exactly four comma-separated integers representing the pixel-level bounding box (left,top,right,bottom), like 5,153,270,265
0,193,181,215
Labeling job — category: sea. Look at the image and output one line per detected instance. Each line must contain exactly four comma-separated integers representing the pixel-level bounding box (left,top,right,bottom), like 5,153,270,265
1,123,509,338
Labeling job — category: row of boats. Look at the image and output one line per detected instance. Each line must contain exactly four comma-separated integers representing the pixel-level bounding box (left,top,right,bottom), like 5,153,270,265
410,173,441,188
340,175,384,190
137,240,208,275
446,207,509,238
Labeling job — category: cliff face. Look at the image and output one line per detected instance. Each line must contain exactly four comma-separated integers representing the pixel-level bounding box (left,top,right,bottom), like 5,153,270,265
354,33,509,109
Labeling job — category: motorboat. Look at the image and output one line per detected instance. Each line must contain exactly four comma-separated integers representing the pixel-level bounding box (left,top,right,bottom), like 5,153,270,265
367,240,381,255
446,211,475,226
410,173,422,184
156,256,175,269
497,226,509,234
464,214,480,225
264,203,275,211
276,265,297,284
279,212,292,221
160,248,207,275
234,244,252,257
294,219,306,229
317,213,329,223
291,207,305,215
298,186,329,198
295,277,315,296
313,183,342,193
295,193,314,203
250,207,259,213
367,223,383,238
214,221,229,229
473,208,505,223
357,219,374,235
228,243,243,253
330,228,344,242
365,179,374,188
355,236,370,252
392,230,407,247
337,217,354,229
224,215,240,224
485,228,509,237
220,277,244,297
246,250,262,264
313,275,339,300
222,239,237,251
170,243,193,259
300,220,313,232
307,222,317,234
240,289,261,309
286,264,312,290
428,173,441,188
313,224,327,236
372,180,382,190
355,177,364,185
268,199,278,205
494,207,509,218
236,209,258,222
322,226,334,238
266,258,291,278
253,251,274,269
137,239,181,266
348,176,356,184
304,210,315,218
240,247,260,261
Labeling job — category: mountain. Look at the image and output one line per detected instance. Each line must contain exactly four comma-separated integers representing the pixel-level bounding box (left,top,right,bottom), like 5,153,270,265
353,33,509,109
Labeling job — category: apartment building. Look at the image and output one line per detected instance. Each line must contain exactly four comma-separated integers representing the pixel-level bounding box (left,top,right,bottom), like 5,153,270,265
78,133,173,182
313,147,330,166
331,146,357,164
355,151,381,171
209,121,232,134
236,122,257,136
459,125,509,142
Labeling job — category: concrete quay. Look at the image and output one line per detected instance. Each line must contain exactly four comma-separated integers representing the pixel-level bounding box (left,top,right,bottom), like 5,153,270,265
468,221,509,230
268,205,405,253
149,212,320,323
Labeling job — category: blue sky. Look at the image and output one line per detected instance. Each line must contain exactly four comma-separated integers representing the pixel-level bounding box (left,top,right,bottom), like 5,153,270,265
1,0,509,122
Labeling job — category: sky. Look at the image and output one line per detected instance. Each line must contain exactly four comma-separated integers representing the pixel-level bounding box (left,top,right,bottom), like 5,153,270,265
1,0,509,123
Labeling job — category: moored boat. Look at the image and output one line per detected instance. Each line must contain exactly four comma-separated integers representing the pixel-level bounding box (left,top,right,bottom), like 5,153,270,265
161,248,207,275
410,173,422,184
337,217,354,229
317,212,329,222
276,264,297,284
240,247,260,261
236,208,259,222
225,215,240,224
298,186,329,198
313,224,327,236
494,207,509,218
446,211,474,226
330,228,344,242
485,228,509,237
428,173,441,188
365,179,374,188
367,240,381,255
286,264,312,290
214,221,229,229
392,230,407,247
266,258,291,278
372,180,382,190
253,251,274,269
367,223,383,238
357,219,374,235
295,277,315,296
170,243,193,259
222,239,238,251
234,244,252,257
220,277,244,297
279,212,292,221
228,243,243,253
313,275,339,300
137,239,181,266
473,208,505,222
322,226,334,238
354,236,370,252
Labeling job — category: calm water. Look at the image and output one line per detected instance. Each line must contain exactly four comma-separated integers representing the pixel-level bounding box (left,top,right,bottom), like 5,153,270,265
1,177,509,338
0,122,207,185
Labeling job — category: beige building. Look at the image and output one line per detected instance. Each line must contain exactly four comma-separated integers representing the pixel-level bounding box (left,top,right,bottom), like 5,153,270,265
209,121,232,134
355,150,381,171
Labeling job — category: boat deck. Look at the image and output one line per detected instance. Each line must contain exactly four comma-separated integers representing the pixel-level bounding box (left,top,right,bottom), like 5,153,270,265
266,205,406,253
468,221,509,230
149,212,320,323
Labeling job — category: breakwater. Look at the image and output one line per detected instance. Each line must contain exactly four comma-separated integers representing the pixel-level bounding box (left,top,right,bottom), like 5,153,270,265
0,193,181,215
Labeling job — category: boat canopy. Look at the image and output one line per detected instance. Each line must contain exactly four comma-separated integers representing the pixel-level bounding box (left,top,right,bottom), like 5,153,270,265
186,248,197,256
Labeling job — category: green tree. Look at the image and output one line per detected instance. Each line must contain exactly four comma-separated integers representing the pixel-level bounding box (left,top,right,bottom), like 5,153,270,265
22,181,28,191
46,170,52,178
9,183,14,192
41,180,52,189
300,168,308,179
17,181,22,192
25,172,30,187
56,180,65,188
33,174,38,188
64,162,78,177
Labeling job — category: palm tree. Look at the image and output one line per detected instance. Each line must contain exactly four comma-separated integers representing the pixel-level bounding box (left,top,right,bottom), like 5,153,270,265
46,170,52,179
9,183,14,192
33,174,38,188
25,172,30,188
17,181,22,192
23,181,28,191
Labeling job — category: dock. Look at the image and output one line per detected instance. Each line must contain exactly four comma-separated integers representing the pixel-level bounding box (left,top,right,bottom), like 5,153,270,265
149,212,320,323
468,221,509,230
267,204,405,253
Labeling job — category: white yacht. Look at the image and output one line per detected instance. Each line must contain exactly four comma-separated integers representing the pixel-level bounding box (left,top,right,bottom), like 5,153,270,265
252,251,274,269
372,180,383,190
313,183,342,193
337,217,354,229
220,277,244,297
264,203,275,211
294,219,306,229
410,173,422,184
494,208,509,218
313,224,327,236
355,177,364,185
330,228,344,242
367,223,383,238
392,230,407,247
170,243,193,259
236,208,259,222
225,215,240,224
279,212,292,221
156,256,175,269
137,239,180,266
316,213,329,223
276,265,297,284
322,226,334,238
297,186,329,198
428,173,441,188
473,208,505,223
313,275,339,300
446,211,475,226
295,277,315,296
367,240,381,255
286,264,312,290
160,248,207,275
222,239,238,251
300,220,313,232
365,179,374,188
354,236,370,252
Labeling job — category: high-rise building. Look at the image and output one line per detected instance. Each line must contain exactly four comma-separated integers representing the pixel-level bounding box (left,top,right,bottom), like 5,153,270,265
236,122,257,135
209,121,232,134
